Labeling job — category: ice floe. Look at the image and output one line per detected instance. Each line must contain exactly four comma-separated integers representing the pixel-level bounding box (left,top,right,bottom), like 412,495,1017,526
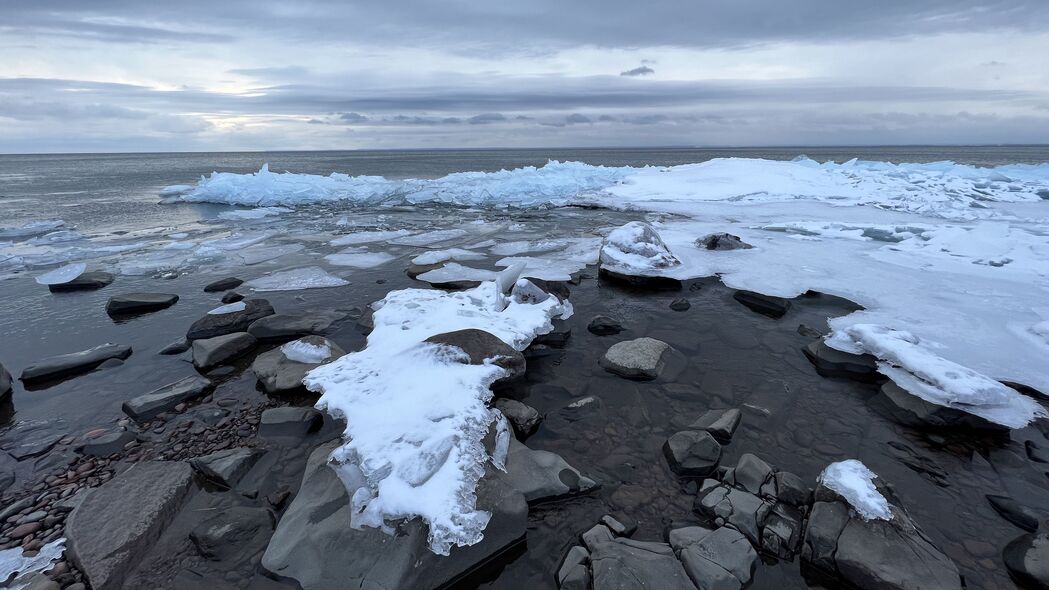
330,229,413,246
208,301,247,315
281,339,332,363
0,219,66,240
819,460,892,521
244,266,349,291
218,206,292,220
324,249,396,268
34,262,86,285
411,248,486,265
303,275,570,554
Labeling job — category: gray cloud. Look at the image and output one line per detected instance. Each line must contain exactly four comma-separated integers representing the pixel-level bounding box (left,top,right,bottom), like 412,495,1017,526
467,113,507,124
565,113,592,124
620,66,654,77
338,112,369,123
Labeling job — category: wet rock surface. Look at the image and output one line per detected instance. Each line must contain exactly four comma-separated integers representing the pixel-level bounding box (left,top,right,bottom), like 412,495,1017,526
19,344,133,385
732,290,791,318
186,299,275,340
192,332,257,370
203,277,243,292
599,337,671,380
425,328,527,384
122,375,214,422
46,271,114,292
251,336,344,394
105,292,179,316
697,232,753,251
246,311,348,341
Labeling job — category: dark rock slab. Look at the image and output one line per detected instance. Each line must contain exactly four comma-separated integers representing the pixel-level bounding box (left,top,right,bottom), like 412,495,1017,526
879,381,1006,431
204,277,243,292
158,338,190,355
259,407,322,439
105,292,179,315
66,461,194,590
78,429,137,457
695,483,772,545
987,494,1040,532
600,337,671,380
733,290,790,318
663,430,721,477
247,311,348,341
669,526,756,590
1,362,11,401
697,233,753,251
122,376,214,422
505,438,597,503
252,336,345,394
495,398,542,437
261,440,528,590
190,447,265,489
0,420,63,460
20,343,132,384
1004,531,1049,589
587,316,623,336
802,339,880,382
670,298,691,311
47,271,114,292
590,537,697,590
425,329,526,385
1028,440,1049,464
534,318,571,347
191,332,256,370
191,506,273,562
186,299,274,340
689,409,741,443
220,291,244,304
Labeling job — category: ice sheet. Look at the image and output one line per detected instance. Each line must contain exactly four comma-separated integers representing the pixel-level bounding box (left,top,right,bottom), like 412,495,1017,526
244,266,349,291
324,250,396,268
218,206,292,220
34,262,86,285
281,339,332,363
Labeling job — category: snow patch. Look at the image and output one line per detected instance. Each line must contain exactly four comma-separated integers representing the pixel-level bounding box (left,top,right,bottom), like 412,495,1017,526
281,339,332,364
819,460,892,521
208,301,246,315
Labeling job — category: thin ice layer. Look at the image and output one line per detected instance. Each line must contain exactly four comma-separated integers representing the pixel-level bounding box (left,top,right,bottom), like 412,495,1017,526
303,278,569,554
0,538,66,589
281,339,332,363
819,460,891,521
34,262,86,285
244,266,349,291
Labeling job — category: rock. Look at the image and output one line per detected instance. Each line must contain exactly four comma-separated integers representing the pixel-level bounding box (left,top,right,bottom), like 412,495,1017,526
66,461,194,590
762,502,805,559
879,381,1007,430
190,448,265,488
158,338,190,355
801,481,962,590
986,494,1040,532
689,409,741,443
505,438,597,503
601,515,636,537
495,398,542,437
534,318,571,347
802,339,880,382
425,329,526,385
190,506,273,562
670,298,691,311
47,271,114,292
582,524,616,550
588,315,624,336
251,336,345,394
669,526,756,590
261,440,528,589
558,546,591,589
20,343,133,384
695,484,772,545
598,222,683,288
247,311,348,341
0,497,34,522
23,575,60,590
697,233,753,251
122,375,214,422
1003,532,1049,590
9,521,42,538
192,332,256,370
356,306,375,334
590,538,697,590
105,292,179,315
731,453,774,496
663,431,721,477
78,429,137,457
774,471,812,507
204,277,243,292
599,337,671,380
221,290,244,303
186,299,275,340
732,290,790,318
1028,440,1049,463
0,361,11,400
259,407,323,438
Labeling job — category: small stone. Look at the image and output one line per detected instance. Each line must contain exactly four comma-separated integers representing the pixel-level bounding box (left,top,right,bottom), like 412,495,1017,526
587,316,623,336
697,232,753,251
204,277,243,292
105,293,179,316
599,337,671,380
494,398,542,437
669,298,691,311
663,431,721,477
221,291,245,304
733,290,790,318
689,409,741,443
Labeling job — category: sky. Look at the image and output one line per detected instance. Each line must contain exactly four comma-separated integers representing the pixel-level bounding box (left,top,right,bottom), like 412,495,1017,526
2,1,1049,153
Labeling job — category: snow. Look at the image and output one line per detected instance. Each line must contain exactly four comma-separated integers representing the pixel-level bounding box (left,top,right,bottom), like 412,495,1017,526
819,460,892,521
218,206,291,220
244,266,349,291
281,339,332,364
840,324,1046,428
303,276,570,554
34,262,86,285
208,301,246,315
324,249,396,268
411,248,486,265
598,221,681,277
0,538,66,589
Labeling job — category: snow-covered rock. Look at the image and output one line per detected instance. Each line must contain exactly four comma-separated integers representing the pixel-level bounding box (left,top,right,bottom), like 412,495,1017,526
598,222,680,282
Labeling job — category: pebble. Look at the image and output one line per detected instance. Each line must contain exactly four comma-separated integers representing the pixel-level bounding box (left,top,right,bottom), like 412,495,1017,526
10,522,43,538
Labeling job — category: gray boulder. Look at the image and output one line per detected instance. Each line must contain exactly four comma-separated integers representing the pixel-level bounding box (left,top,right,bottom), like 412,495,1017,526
495,398,542,437
425,329,526,385
186,299,274,340
221,290,244,303
192,332,256,370
587,315,623,336
986,494,1040,532
158,338,190,355
259,407,323,439
802,339,880,382
801,481,962,590
689,409,741,443
879,381,1007,431
505,438,597,503
204,277,243,292
590,538,697,590
251,336,345,394
190,506,273,562
190,447,265,488
78,429,137,457
20,343,132,384
557,545,591,590
47,271,114,292
695,483,773,545
669,526,756,590
663,431,721,477
247,311,348,341
697,233,753,251
599,337,671,380
122,375,214,422
105,292,179,315
66,461,194,590
1003,532,1049,590
261,440,528,590
732,290,790,318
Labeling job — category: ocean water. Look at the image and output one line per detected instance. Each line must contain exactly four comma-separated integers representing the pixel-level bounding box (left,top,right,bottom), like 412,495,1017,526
3,146,1048,233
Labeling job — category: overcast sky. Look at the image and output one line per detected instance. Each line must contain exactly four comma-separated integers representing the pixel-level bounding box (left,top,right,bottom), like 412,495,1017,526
2,1,1048,153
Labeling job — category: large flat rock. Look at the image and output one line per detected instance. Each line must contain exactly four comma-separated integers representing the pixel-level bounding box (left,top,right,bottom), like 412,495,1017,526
599,337,671,380
505,438,597,503
192,332,256,370
251,336,345,394
186,299,274,340
20,343,132,384
66,461,194,590
47,271,114,292
262,440,527,590
122,375,214,422
105,292,179,315
247,311,348,341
